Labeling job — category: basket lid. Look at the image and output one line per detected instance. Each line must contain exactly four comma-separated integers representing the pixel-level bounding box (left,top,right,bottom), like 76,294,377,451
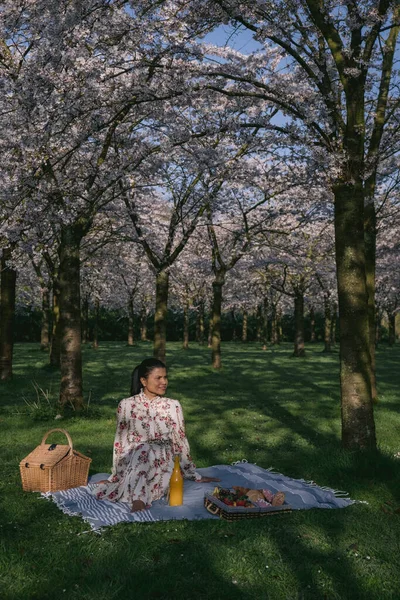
20,429,75,469
21,444,72,468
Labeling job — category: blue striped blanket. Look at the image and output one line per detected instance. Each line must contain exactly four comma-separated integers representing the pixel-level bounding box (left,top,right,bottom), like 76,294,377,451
42,462,357,531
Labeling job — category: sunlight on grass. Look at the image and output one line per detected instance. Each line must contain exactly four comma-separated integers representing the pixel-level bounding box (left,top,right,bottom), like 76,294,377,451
1,341,400,600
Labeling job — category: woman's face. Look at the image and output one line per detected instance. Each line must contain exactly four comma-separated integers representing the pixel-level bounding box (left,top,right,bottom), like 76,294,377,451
141,367,168,398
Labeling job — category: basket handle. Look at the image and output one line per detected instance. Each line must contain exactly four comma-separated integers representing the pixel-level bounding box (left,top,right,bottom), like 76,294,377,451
41,428,73,452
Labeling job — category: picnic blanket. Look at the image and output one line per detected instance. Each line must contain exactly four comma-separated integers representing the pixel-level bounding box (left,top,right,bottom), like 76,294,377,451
42,462,357,531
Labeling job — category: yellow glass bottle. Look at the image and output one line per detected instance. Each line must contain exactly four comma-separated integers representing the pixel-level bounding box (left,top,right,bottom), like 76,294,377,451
169,454,184,506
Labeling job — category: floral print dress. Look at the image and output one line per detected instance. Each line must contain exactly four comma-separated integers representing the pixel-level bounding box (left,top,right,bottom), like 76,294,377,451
92,392,201,506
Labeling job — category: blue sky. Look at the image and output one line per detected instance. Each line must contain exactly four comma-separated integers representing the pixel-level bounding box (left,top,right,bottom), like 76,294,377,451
203,25,263,54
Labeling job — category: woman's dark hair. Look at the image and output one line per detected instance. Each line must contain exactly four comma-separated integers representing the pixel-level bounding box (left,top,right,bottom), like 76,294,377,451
131,358,167,396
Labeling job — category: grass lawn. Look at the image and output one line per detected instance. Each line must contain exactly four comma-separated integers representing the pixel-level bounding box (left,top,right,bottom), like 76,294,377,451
1,341,400,600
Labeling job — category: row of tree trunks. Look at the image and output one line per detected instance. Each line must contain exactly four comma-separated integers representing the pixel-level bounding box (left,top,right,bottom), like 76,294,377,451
0,248,17,381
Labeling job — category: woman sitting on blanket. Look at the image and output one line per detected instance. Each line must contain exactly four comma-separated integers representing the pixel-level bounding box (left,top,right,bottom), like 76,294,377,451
92,358,219,512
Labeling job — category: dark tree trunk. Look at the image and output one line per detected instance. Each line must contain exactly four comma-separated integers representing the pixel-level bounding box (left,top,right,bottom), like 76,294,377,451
40,287,51,351
388,309,396,346
92,297,99,350
207,311,212,348
323,294,332,353
277,308,283,344
262,297,268,350
58,226,84,409
211,271,225,368
153,270,169,364
0,248,17,381
256,304,262,342
140,303,148,342
310,305,316,343
242,310,248,342
271,304,278,344
183,300,189,350
293,290,305,357
334,183,376,450
128,296,134,346
50,278,61,367
196,301,205,345
231,310,237,341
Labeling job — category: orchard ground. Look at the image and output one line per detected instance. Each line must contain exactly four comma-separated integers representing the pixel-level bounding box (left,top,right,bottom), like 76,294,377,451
1,341,400,600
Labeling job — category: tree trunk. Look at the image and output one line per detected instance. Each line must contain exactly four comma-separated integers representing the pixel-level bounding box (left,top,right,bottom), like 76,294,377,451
140,302,148,342
153,270,169,363
81,296,89,344
0,248,17,381
293,290,305,357
242,310,248,343
364,202,378,402
183,300,189,350
50,278,61,367
196,301,205,345
92,297,99,350
207,311,212,348
277,308,283,343
271,304,278,344
334,183,376,450
231,310,238,341
40,287,51,351
262,297,268,350
256,304,262,342
58,226,84,410
211,271,225,368
310,305,316,343
128,296,134,346
323,294,332,353
388,309,396,346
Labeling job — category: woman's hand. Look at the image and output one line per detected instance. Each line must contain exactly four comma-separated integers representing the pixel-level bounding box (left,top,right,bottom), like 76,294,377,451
198,476,221,483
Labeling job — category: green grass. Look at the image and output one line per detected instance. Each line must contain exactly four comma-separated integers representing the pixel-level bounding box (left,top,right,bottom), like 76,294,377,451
1,341,400,600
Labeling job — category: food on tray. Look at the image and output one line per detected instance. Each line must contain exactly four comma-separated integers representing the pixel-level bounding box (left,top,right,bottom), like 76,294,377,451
211,486,286,508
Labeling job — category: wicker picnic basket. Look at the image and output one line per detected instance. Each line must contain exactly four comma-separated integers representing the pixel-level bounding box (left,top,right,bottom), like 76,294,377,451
204,493,292,521
19,428,91,492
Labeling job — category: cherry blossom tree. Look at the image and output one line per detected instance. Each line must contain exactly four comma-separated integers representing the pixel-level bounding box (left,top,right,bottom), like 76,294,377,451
169,0,400,449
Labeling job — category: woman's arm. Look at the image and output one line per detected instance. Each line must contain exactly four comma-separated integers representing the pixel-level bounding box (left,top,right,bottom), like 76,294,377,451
111,399,131,476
